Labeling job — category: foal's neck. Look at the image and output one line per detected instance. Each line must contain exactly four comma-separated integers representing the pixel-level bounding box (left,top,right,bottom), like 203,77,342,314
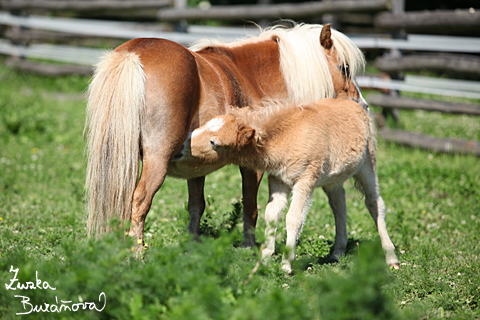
233,105,299,172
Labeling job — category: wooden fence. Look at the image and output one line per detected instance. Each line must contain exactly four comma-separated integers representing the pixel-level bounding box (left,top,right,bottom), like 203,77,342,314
0,0,479,156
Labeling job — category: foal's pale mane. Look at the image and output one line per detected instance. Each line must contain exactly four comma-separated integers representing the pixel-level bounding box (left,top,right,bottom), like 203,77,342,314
190,23,365,103
226,100,294,129
226,100,306,145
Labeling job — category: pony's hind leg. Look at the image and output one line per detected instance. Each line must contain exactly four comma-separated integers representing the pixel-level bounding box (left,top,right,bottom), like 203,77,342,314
262,175,290,260
354,159,400,269
123,39,201,249
130,155,170,246
187,176,206,239
322,185,348,262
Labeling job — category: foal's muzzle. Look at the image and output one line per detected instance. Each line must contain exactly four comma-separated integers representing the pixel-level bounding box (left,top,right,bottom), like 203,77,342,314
352,79,369,112
349,97,369,112
358,99,369,112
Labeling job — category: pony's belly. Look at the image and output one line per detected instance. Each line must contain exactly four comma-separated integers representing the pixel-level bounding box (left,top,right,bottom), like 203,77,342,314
167,160,226,179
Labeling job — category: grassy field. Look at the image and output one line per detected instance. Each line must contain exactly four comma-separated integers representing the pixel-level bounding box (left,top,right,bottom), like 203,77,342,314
0,61,479,319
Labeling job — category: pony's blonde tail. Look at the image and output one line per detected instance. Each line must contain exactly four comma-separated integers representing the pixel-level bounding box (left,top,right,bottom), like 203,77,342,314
85,51,146,239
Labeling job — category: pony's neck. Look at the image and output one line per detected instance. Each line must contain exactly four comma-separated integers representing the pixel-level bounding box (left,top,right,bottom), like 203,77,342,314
218,40,289,100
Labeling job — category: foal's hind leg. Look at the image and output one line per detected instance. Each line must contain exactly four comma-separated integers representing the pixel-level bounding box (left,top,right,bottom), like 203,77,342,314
354,159,400,268
322,185,348,262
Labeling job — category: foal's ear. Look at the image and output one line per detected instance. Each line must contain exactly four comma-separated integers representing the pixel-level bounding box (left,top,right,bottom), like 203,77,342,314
320,23,333,50
237,128,255,146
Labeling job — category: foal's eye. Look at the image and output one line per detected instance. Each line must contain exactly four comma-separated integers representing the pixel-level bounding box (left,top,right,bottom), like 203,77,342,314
210,140,220,149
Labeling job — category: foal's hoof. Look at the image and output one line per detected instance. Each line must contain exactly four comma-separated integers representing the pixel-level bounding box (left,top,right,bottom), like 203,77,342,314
281,262,293,275
390,263,400,270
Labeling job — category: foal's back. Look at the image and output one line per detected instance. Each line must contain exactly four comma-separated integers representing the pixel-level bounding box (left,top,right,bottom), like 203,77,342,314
265,98,371,186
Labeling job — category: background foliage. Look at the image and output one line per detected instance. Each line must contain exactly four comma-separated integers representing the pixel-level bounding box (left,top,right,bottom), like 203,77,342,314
0,61,479,319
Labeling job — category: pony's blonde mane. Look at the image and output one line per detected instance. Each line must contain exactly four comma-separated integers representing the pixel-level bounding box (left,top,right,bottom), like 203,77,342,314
190,23,365,103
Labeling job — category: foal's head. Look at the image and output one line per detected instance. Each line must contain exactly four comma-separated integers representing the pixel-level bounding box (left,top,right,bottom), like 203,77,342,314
320,24,368,110
176,115,254,164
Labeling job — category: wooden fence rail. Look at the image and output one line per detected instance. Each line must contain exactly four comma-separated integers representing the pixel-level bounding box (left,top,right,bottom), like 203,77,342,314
375,53,480,76
0,0,172,12
157,0,389,22
356,76,480,100
368,95,480,116
378,128,480,156
0,11,258,45
374,9,480,33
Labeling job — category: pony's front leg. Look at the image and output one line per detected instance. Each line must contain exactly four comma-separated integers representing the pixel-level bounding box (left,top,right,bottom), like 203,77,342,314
322,185,348,262
187,176,206,240
240,166,264,247
282,182,315,274
261,175,290,261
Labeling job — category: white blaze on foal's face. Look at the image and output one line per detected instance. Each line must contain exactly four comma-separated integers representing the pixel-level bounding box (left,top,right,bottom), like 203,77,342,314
191,117,225,138
189,115,238,162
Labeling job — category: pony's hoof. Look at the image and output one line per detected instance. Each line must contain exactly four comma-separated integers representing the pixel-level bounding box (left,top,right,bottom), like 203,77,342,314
132,242,148,261
241,237,256,248
329,256,339,264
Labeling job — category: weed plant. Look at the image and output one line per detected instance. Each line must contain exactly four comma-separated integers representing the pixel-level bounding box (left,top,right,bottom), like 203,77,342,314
0,61,479,319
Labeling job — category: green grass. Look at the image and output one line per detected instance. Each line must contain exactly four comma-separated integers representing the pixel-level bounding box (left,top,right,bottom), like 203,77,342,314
1,61,479,319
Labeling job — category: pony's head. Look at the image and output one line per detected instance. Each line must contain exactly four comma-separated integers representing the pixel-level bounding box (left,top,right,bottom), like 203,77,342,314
263,23,368,110
319,24,368,110
174,115,254,165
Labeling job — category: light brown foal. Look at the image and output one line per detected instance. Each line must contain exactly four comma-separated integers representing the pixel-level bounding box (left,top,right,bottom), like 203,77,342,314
175,98,399,273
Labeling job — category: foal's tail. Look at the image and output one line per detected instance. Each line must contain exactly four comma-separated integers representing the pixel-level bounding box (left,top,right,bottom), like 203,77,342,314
367,114,378,162
85,51,146,239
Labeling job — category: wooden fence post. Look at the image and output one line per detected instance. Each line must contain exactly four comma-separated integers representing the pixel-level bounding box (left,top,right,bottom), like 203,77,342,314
382,0,404,124
174,0,188,33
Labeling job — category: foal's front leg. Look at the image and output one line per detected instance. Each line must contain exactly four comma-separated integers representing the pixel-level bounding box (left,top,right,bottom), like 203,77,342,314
262,175,290,260
283,181,315,274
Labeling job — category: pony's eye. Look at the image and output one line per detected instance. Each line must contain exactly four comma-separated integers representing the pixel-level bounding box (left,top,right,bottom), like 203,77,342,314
210,140,220,149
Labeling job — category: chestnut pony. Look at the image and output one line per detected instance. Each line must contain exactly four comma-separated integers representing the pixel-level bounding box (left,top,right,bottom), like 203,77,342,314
175,99,399,273
85,23,367,247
